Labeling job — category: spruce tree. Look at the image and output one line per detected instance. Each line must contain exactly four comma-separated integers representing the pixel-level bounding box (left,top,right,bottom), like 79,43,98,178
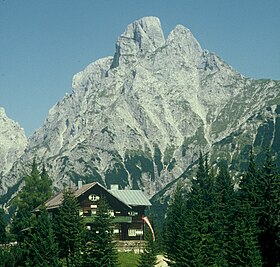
166,153,216,267
83,197,118,267
39,164,52,202
0,208,7,244
54,189,85,267
185,152,216,266
257,150,280,266
229,201,262,267
25,207,61,267
138,229,157,267
239,148,260,204
11,159,52,242
212,161,235,266
232,149,262,266
164,181,186,265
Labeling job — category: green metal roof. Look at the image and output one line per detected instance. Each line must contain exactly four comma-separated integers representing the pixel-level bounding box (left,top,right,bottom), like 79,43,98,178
34,182,151,212
108,189,151,207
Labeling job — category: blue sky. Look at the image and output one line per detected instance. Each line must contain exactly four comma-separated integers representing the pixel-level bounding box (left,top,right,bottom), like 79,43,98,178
1,0,279,136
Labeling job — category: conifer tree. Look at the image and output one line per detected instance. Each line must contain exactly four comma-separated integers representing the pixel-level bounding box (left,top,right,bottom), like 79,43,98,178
83,197,118,267
229,201,262,267
239,148,260,204
164,181,186,264
25,207,61,267
0,208,7,244
39,164,52,202
184,152,216,266
54,189,85,267
138,229,157,267
165,153,216,266
256,150,280,266
233,149,262,266
11,159,52,242
212,161,235,266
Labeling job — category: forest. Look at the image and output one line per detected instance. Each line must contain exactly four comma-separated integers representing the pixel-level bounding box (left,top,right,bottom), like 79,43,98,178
0,148,279,267
164,150,280,267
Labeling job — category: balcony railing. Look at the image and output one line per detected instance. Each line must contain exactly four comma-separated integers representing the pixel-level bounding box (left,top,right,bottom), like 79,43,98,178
83,216,132,224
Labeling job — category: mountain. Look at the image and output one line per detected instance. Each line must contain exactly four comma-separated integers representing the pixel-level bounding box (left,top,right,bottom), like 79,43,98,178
0,108,27,195
1,17,279,204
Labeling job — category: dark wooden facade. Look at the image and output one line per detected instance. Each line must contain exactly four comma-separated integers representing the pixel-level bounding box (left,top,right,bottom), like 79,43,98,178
39,182,151,241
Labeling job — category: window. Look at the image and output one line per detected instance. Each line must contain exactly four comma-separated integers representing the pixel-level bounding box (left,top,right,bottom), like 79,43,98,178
128,229,143,237
128,229,137,237
113,229,120,234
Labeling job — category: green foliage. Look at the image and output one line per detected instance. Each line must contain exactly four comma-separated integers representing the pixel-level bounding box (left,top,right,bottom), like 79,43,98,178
0,246,24,267
164,181,186,264
229,202,262,266
212,161,235,266
182,152,217,266
163,149,280,266
137,229,157,267
256,150,280,266
54,189,85,267
83,197,118,267
25,207,61,267
0,208,7,244
10,159,52,242
230,149,262,266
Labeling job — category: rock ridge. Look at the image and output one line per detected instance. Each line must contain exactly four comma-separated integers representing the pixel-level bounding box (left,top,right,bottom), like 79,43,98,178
0,17,279,201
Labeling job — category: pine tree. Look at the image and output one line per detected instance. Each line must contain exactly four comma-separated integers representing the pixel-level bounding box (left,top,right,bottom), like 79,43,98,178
83,197,118,267
39,164,52,202
11,159,52,242
25,207,61,267
54,189,85,267
164,181,186,265
212,161,235,266
0,208,7,244
239,148,260,204
165,153,216,267
232,149,262,266
184,152,216,266
256,150,280,266
138,229,157,267
229,201,262,267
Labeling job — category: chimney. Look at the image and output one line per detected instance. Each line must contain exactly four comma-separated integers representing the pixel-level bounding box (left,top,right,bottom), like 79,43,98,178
78,180,83,189
110,184,119,190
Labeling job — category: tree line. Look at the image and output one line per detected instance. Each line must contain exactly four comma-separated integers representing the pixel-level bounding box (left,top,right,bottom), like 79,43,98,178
0,159,157,267
164,150,280,267
1,147,279,267
0,160,120,266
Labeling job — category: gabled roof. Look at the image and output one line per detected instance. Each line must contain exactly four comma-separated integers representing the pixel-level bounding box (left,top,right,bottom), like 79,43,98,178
34,182,151,212
109,189,151,207
35,182,99,212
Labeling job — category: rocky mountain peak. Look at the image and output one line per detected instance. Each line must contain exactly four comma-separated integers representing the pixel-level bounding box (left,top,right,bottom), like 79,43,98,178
0,107,6,116
166,24,203,67
0,107,27,180
111,16,165,68
1,17,279,202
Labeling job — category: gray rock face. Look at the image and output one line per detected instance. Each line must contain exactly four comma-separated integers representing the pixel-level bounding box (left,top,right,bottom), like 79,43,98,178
1,17,280,200
111,17,165,68
0,108,27,194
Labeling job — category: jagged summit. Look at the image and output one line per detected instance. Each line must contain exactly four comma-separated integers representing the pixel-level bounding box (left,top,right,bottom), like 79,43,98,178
111,16,205,69
166,24,203,66
111,16,164,68
1,17,280,202
0,107,27,184
0,107,6,116
122,16,165,50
